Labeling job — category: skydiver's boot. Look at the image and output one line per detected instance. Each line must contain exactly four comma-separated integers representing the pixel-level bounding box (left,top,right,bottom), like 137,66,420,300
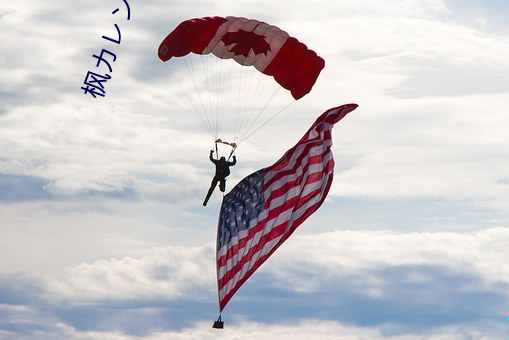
203,183,216,206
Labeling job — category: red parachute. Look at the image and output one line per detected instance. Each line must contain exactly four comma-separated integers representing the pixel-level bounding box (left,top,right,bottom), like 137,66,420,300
158,17,325,147
158,16,325,100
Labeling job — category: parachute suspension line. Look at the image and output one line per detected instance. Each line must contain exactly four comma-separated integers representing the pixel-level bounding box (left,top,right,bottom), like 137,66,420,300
236,65,253,140
212,56,222,140
200,54,216,140
201,54,227,141
239,77,282,142
233,63,245,144
235,66,265,143
231,64,279,146
163,61,215,141
200,55,237,143
181,56,217,141
217,58,235,142
225,62,236,134
240,99,295,144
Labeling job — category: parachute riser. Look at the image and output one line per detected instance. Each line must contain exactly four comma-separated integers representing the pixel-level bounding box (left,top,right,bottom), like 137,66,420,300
215,138,237,161
227,147,236,162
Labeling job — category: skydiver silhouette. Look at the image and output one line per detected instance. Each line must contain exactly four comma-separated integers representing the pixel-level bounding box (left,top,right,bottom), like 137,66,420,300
203,149,237,206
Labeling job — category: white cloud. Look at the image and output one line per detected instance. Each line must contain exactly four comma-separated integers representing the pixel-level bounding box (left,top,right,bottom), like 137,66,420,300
330,93,509,209
0,199,220,274
1,226,508,338
37,227,509,315
4,317,503,340
267,227,509,293
142,320,502,340
44,244,216,302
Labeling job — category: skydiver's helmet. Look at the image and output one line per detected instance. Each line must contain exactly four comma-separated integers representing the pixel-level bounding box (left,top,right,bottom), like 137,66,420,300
220,157,226,162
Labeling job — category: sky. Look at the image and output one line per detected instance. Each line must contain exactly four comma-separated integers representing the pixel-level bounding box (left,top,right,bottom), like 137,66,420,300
1,0,508,339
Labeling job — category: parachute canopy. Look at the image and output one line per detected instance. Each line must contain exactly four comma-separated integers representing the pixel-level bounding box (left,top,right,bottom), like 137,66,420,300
158,16,325,100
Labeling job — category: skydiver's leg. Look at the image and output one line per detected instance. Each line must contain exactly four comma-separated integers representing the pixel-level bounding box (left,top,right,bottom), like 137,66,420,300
203,178,219,206
219,178,226,192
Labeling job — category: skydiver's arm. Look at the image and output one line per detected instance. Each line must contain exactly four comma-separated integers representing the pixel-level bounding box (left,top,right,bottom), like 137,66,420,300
229,156,237,166
209,150,215,162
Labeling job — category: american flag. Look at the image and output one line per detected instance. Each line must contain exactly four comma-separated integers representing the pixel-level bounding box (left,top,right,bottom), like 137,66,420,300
216,104,358,311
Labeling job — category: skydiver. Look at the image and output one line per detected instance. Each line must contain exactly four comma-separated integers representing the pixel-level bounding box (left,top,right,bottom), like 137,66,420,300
203,149,237,206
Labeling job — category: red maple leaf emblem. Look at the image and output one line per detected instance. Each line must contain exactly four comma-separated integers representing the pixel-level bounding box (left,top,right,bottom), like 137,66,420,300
221,30,271,57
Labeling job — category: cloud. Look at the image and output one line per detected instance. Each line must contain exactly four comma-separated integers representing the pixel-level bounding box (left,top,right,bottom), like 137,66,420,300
43,245,216,302
0,227,502,338
1,225,509,339
330,93,509,209
232,228,509,334
65,319,504,340
1,309,503,340
270,227,509,287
